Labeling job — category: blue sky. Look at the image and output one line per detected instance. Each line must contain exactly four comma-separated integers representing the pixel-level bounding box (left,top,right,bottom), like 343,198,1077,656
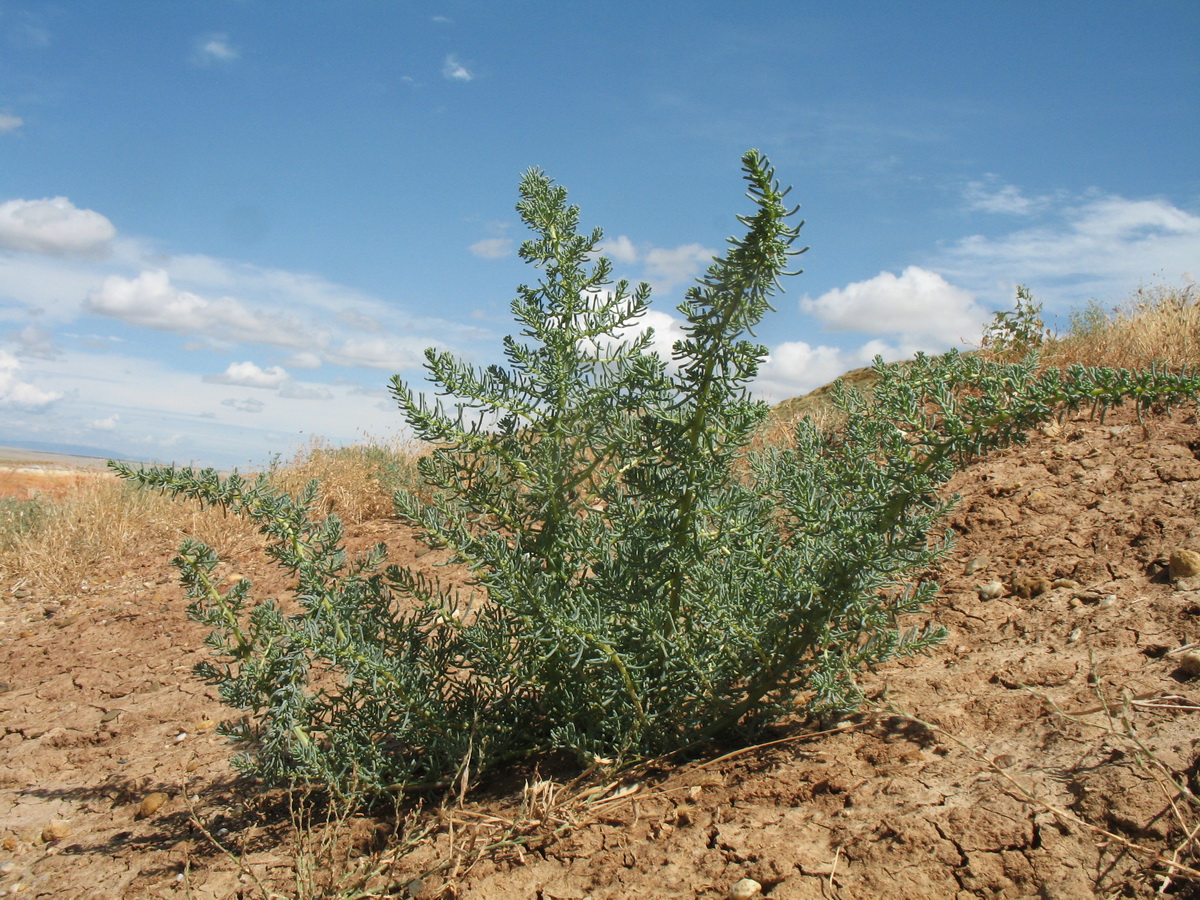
1,2,1197,468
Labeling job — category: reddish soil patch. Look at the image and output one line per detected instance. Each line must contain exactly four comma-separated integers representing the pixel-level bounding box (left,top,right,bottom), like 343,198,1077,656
2,406,1200,898
0,467,108,501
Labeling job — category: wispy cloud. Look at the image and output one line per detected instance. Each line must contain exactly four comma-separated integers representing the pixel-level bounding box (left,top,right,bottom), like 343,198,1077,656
442,54,473,82
0,113,22,134
938,192,1200,311
6,16,50,50
326,336,432,371
963,176,1053,216
221,397,264,413
12,325,61,360
469,237,512,259
192,32,240,65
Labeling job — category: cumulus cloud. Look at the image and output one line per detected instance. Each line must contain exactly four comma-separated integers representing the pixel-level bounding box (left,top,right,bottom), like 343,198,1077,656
86,270,312,348
0,197,116,258
89,413,119,431
0,113,22,134
192,32,239,65
756,341,861,403
204,361,291,389
442,54,472,81
616,308,687,363
469,237,512,259
0,349,60,408
801,266,987,346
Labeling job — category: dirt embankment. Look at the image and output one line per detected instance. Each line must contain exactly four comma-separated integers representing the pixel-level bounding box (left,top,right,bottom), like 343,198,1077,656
2,405,1200,898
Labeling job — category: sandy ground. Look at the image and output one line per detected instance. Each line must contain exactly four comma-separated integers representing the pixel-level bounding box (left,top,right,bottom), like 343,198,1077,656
2,405,1200,898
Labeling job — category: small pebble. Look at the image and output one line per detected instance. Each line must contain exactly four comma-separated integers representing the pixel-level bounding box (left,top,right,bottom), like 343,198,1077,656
1098,595,1116,609
40,820,71,843
729,878,762,900
174,732,188,743
963,555,989,576
0,861,12,874
1170,549,1200,580
194,719,216,732
977,580,1005,601
1176,651,1200,677
137,792,169,819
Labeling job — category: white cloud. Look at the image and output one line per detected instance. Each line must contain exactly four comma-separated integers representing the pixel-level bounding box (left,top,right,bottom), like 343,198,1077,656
442,54,472,81
964,177,1050,216
335,309,383,331
801,266,987,346
599,235,639,266
0,350,60,408
939,193,1200,309
0,197,116,258
284,351,323,370
756,341,859,402
89,413,119,431
12,325,61,360
0,113,22,134
221,397,265,413
86,270,313,348
597,237,716,292
469,237,512,259
192,33,240,65
327,336,430,371
645,244,714,292
620,308,687,363
279,382,333,400
204,361,291,389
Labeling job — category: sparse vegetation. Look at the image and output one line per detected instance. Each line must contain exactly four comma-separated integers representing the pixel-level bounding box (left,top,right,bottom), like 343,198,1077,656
0,475,264,595
3,180,1199,900
267,436,427,525
110,153,1200,807
1046,281,1200,371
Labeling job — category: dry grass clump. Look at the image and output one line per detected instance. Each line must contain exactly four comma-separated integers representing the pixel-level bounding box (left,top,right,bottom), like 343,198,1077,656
266,436,426,525
0,473,264,595
1046,282,1200,371
0,437,427,596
